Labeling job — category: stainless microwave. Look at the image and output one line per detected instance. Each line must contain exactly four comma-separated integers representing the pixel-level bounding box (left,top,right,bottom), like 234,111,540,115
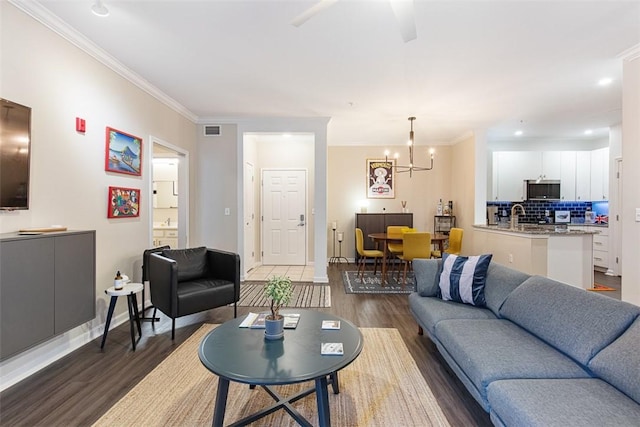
524,180,561,200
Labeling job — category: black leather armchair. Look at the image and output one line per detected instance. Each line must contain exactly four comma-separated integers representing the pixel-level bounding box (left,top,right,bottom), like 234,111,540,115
148,246,240,340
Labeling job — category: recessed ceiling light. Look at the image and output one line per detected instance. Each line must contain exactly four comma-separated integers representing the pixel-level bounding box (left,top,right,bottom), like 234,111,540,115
584,129,593,135
598,78,613,86
91,0,109,17
514,130,523,136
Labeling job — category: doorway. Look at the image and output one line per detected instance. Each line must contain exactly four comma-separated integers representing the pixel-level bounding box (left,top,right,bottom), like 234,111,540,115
150,137,189,249
244,161,256,272
261,169,307,265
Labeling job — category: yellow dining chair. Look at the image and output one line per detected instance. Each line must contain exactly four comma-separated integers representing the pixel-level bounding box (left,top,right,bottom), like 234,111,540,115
386,226,412,272
431,227,463,258
355,228,385,280
397,232,431,287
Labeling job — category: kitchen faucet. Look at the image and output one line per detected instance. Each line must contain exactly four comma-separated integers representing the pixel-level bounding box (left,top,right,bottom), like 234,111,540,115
511,204,526,229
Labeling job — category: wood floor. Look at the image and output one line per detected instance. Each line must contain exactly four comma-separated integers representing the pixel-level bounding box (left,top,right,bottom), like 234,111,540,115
0,263,491,427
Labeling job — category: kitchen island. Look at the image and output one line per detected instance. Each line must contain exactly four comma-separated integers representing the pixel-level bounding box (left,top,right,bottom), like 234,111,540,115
473,224,598,289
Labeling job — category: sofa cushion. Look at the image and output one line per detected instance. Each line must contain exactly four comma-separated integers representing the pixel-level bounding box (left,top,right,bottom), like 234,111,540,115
438,253,492,306
414,258,441,297
589,316,640,404
483,262,530,316
408,293,496,338
487,378,640,427
162,247,208,282
500,276,640,366
434,319,590,406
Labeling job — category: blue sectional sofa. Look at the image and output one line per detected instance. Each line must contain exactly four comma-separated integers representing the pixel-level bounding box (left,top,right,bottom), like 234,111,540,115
409,258,640,426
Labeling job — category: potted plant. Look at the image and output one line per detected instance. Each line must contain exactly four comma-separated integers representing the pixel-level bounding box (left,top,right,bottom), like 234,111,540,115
263,275,293,340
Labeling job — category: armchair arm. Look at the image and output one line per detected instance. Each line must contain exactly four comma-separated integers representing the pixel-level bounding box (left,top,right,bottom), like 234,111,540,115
149,253,179,317
205,249,241,298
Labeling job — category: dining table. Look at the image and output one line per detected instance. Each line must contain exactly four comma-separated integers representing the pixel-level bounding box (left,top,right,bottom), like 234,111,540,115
367,232,449,285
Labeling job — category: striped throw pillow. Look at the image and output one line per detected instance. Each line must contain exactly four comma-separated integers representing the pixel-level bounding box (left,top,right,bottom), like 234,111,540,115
438,253,492,306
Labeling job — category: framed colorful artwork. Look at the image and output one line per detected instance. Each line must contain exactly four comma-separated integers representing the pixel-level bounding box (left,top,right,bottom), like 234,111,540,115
105,127,142,176
367,159,395,199
108,186,140,218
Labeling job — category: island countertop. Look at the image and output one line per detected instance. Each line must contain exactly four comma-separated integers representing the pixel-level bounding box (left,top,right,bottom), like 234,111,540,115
473,224,600,236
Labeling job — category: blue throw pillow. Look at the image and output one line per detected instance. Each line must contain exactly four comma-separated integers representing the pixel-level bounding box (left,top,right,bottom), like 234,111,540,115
438,253,492,306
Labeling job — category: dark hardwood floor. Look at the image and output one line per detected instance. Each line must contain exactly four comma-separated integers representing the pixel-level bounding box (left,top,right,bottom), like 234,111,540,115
0,263,491,427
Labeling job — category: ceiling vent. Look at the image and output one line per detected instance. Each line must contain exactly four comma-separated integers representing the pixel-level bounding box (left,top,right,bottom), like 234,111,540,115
203,125,221,136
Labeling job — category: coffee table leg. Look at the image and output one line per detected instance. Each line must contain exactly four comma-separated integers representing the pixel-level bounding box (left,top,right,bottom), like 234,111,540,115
315,376,331,427
212,377,230,427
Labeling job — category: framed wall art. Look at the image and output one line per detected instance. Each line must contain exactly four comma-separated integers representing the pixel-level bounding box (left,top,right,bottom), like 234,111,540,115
367,159,395,199
108,186,140,218
105,127,142,176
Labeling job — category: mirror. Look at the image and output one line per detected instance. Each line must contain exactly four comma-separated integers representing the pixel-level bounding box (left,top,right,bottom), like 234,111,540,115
153,181,177,208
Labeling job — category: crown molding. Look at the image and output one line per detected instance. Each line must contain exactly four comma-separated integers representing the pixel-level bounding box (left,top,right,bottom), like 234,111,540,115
617,43,640,61
9,0,198,123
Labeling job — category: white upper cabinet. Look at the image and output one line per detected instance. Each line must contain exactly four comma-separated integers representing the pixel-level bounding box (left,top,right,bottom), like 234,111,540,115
494,151,542,201
542,152,562,180
490,148,609,202
560,151,576,201
575,151,591,201
590,147,609,201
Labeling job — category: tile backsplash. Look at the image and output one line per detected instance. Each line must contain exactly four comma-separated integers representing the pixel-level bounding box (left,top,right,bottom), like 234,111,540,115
486,200,605,224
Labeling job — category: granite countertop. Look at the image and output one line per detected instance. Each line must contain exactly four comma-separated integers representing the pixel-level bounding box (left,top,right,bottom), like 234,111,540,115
474,224,599,235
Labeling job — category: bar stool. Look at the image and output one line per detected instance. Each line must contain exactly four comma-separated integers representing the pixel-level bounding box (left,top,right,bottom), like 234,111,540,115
101,282,144,351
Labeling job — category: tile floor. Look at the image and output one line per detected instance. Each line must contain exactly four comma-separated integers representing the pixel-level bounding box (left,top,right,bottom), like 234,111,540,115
245,265,315,282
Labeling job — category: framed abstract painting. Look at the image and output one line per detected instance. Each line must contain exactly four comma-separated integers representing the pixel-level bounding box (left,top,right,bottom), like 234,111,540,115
108,186,140,218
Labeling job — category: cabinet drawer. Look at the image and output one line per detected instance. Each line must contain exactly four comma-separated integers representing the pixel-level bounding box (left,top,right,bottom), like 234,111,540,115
165,230,178,237
593,234,608,249
593,250,608,268
153,229,164,237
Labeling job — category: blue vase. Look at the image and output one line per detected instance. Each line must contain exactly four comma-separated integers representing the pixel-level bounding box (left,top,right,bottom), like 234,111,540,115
264,316,285,340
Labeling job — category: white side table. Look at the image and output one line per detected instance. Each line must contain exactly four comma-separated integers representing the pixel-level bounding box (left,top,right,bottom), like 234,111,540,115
101,282,144,351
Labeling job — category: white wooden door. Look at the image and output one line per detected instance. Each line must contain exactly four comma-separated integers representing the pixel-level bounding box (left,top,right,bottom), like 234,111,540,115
244,162,256,273
262,169,306,265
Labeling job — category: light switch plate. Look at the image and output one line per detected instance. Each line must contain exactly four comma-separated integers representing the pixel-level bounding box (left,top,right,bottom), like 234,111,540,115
636,208,640,222
224,208,230,216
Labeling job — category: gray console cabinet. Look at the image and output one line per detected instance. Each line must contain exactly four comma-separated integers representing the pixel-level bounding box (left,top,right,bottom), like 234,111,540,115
355,213,413,262
0,230,96,360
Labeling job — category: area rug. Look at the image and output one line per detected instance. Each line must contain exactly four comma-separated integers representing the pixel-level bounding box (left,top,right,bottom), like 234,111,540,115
238,282,331,308
343,270,416,294
588,283,617,292
93,324,450,427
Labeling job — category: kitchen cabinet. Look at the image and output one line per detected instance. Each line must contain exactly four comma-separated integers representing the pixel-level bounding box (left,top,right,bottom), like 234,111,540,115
560,151,576,200
590,147,609,201
575,151,591,201
0,230,96,360
569,225,609,270
541,152,562,180
493,151,542,201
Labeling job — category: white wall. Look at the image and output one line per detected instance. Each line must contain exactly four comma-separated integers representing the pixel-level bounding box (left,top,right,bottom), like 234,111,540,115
0,3,197,389
621,54,640,306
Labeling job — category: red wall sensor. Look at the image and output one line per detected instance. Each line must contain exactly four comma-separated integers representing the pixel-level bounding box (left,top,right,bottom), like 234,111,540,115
76,117,86,133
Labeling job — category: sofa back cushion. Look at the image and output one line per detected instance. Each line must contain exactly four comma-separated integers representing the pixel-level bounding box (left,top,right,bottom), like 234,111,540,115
414,259,441,297
589,317,640,404
483,262,530,316
162,247,207,282
500,276,640,366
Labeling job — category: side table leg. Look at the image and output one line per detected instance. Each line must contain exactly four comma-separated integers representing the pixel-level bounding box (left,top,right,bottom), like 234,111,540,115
126,294,136,351
315,376,331,427
131,293,142,338
212,378,230,427
100,296,118,349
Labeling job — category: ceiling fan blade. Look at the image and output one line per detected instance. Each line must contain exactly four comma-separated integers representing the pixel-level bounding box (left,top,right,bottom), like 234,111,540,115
389,0,417,42
291,0,339,27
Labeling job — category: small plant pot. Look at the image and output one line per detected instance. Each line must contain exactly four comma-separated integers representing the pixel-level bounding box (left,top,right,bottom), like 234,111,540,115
264,316,285,340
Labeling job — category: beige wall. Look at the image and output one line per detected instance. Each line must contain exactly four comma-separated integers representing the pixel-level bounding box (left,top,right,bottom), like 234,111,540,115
327,145,453,259
450,134,477,255
1,3,197,387
621,55,640,306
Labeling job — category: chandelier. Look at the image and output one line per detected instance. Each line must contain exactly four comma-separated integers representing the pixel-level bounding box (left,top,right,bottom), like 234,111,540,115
385,117,434,177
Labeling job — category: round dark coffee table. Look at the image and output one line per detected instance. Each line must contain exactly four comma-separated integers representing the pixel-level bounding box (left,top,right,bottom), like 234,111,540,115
199,309,363,427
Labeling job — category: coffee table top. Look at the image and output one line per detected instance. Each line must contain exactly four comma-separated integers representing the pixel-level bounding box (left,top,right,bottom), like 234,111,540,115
199,309,363,385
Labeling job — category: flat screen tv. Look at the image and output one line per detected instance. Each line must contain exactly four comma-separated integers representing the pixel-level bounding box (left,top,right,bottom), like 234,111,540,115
0,98,31,210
